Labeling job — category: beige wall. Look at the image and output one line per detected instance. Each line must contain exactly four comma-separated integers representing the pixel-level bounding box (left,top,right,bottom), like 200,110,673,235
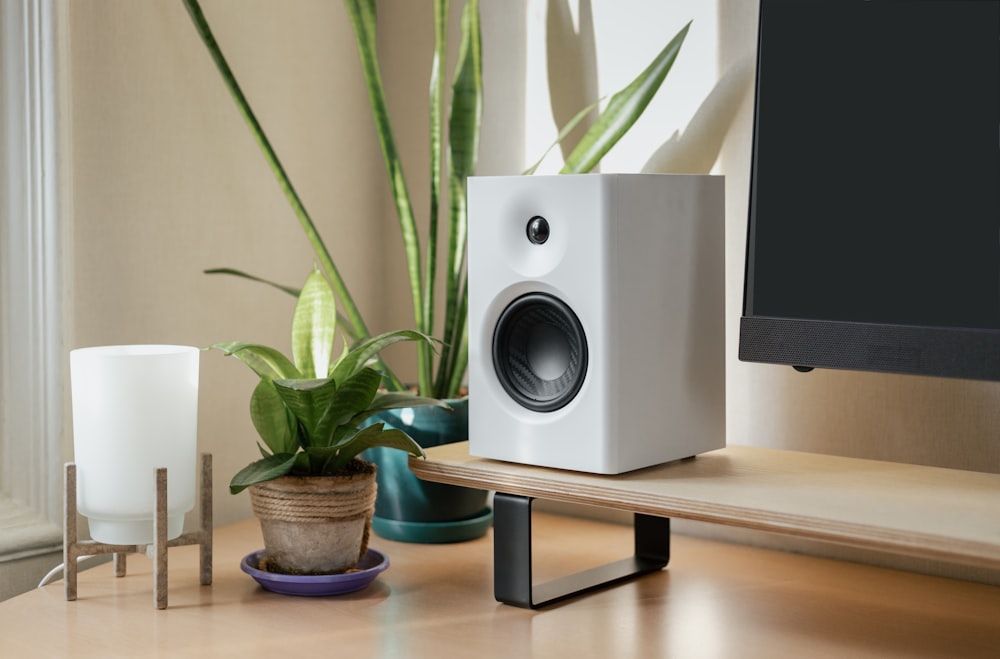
62,0,1000,583
68,0,389,528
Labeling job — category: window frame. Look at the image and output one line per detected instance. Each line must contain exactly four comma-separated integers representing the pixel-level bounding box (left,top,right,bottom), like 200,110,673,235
0,0,69,562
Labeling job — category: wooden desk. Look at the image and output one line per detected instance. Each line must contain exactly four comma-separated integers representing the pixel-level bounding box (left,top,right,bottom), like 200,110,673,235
2,513,1000,658
411,443,1000,568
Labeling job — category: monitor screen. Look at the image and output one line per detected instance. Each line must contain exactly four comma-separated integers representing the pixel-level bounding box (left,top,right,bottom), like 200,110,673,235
740,0,1000,380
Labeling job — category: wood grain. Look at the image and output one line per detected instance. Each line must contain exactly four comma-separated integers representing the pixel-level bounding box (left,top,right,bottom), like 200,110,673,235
4,514,1000,658
410,443,1000,568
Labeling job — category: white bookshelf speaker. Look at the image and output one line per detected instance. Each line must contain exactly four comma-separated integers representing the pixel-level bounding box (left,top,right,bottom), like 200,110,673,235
468,173,726,474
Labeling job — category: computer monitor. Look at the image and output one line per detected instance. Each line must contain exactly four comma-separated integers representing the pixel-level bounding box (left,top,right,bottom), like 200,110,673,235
739,0,1000,380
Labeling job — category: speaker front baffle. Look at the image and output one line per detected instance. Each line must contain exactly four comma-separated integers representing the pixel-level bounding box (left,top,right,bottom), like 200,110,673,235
468,174,726,474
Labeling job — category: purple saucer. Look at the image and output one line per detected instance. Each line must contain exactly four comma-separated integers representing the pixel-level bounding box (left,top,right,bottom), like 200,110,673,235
241,548,389,596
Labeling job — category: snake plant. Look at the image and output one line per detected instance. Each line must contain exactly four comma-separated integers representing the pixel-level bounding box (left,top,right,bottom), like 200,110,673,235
183,0,690,399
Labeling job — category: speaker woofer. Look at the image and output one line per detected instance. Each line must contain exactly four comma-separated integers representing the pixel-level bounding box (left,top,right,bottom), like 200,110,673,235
492,293,588,412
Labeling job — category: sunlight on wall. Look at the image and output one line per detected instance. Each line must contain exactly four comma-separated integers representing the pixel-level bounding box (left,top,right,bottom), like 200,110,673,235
522,0,720,174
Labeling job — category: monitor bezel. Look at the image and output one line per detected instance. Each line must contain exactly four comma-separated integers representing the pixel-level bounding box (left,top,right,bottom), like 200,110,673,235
738,0,1000,382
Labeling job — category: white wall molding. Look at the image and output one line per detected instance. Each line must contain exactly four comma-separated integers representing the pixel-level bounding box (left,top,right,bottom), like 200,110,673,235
0,0,69,561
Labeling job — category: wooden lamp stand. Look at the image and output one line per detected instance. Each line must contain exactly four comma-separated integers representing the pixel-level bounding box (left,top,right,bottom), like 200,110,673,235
63,453,213,609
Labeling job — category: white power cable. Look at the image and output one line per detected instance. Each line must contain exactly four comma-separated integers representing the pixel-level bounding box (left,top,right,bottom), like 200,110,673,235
37,555,101,588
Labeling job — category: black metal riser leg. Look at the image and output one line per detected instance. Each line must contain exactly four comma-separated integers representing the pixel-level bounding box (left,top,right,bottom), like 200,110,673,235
492,492,670,609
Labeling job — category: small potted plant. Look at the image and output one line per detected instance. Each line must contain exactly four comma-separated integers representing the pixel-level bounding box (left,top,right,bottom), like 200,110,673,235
213,268,443,575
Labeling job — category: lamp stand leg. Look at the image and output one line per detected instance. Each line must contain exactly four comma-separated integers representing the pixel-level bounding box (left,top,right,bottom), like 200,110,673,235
61,453,214,609
154,467,168,610
63,463,78,602
198,453,213,586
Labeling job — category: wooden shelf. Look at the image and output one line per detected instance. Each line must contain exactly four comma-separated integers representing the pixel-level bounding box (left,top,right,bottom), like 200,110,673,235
410,442,1000,569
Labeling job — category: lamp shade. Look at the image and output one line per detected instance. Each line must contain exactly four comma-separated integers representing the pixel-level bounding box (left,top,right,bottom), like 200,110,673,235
70,345,199,544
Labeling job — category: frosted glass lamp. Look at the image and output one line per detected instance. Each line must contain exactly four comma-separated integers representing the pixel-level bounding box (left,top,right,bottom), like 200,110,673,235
70,345,200,545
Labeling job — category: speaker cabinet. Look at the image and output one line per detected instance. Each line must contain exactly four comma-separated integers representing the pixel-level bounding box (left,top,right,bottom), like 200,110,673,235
468,174,725,474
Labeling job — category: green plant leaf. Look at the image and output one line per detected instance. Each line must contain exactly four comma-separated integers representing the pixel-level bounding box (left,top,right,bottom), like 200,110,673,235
325,423,425,474
372,391,451,412
433,278,468,397
204,268,360,340
292,269,336,378
523,96,604,175
640,56,755,175
249,379,297,455
560,21,690,174
344,0,424,369
313,367,382,446
421,0,447,397
348,391,450,426
445,302,469,398
434,0,481,400
331,329,439,385
302,445,341,473
448,0,482,194
211,342,300,380
182,0,371,345
229,453,297,494
204,267,301,297
272,377,339,446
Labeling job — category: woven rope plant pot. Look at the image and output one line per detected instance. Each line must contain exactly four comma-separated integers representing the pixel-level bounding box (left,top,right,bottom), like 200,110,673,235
248,460,377,575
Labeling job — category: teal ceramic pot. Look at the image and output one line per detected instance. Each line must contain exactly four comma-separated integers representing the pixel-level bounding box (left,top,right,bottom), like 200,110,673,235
364,398,491,543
